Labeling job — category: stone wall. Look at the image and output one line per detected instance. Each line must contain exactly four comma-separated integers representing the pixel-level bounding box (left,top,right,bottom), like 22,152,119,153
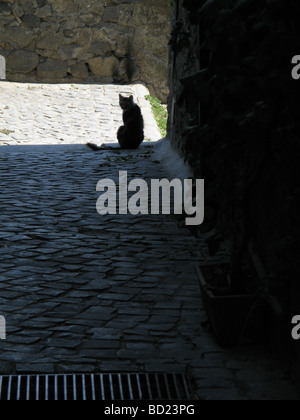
168,0,300,390
0,0,170,102
167,1,199,155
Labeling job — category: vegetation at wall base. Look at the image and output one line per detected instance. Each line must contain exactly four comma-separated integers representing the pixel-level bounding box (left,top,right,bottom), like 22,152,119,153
145,95,168,138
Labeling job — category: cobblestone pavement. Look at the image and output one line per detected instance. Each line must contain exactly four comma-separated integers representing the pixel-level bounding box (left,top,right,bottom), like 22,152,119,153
0,82,299,400
0,82,160,146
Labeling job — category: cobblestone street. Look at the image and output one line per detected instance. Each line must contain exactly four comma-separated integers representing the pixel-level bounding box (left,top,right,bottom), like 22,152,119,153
0,82,298,400
0,82,160,146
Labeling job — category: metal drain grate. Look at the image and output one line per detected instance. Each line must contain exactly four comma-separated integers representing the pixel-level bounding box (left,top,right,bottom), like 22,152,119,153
0,373,192,401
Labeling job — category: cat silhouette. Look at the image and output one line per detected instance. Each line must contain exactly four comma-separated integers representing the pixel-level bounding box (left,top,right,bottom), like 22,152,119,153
87,94,144,151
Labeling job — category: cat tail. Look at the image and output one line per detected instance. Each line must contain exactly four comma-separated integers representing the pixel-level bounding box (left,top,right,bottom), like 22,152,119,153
86,142,102,151
87,142,120,151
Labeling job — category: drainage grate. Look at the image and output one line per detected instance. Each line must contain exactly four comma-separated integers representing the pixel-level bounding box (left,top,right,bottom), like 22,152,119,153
0,373,192,401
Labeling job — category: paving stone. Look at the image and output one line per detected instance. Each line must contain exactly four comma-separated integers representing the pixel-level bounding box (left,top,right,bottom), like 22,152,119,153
56,364,97,373
44,338,83,349
78,307,116,322
98,293,134,302
98,361,139,372
4,335,41,345
117,346,159,360
81,340,120,350
16,363,55,374
199,388,246,401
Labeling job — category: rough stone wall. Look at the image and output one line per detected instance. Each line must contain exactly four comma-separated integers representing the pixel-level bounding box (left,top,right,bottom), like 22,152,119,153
0,0,170,102
168,0,300,390
167,2,199,155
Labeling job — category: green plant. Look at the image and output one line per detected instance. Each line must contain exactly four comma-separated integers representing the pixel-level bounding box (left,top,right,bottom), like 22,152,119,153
0,129,14,135
145,95,168,137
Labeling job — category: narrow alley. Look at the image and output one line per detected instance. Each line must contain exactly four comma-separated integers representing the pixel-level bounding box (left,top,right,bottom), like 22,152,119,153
0,82,298,400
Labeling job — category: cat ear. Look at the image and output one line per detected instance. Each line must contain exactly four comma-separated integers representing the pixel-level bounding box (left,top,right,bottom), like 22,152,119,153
129,95,134,101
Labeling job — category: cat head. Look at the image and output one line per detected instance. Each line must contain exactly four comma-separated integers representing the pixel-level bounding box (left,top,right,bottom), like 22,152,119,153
119,94,134,111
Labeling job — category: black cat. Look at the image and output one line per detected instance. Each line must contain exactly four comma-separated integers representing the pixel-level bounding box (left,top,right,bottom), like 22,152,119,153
87,94,144,151
117,94,144,148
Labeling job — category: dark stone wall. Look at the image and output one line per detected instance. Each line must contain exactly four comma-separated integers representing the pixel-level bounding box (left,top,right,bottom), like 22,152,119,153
0,0,170,102
168,0,300,388
167,1,199,156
